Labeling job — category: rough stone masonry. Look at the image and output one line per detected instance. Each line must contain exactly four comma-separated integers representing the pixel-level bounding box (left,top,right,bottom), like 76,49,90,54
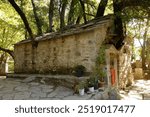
14,15,114,74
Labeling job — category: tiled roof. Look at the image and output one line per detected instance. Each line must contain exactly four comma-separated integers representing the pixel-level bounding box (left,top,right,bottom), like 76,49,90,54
15,14,114,45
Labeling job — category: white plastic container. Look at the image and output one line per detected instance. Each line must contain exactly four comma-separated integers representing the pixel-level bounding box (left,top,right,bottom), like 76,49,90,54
79,89,85,96
89,87,94,93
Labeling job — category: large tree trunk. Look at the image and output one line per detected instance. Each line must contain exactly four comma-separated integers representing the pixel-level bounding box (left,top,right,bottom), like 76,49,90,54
31,0,42,35
8,0,37,72
113,0,123,35
67,0,76,25
60,0,68,29
142,18,149,70
79,0,87,23
95,0,108,18
76,15,82,24
8,0,34,40
0,47,14,60
49,0,54,32
113,0,124,49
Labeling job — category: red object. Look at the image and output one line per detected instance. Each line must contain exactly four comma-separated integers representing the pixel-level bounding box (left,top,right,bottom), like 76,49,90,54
111,69,115,85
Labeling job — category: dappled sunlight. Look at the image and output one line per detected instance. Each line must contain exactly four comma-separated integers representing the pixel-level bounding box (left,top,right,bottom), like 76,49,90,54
0,76,6,79
135,80,150,89
120,90,143,100
120,80,150,100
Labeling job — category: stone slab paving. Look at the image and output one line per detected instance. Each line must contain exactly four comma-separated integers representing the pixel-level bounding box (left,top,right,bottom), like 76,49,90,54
120,80,150,100
0,76,118,100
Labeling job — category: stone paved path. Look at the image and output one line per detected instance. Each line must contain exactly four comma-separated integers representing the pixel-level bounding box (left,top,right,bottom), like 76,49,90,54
120,80,150,100
0,76,112,100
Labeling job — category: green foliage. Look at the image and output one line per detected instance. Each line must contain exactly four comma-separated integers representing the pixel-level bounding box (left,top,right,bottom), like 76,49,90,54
95,67,106,80
95,46,107,78
1,0,150,72
8,60,14,73
0,1,24,50
0,1,23,62
76,81,86,90
104,0,113,15
126,18,150,61
96,46,106,65
87,76,97,87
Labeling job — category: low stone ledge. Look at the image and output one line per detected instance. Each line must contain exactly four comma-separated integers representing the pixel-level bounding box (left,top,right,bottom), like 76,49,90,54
6,73,89,89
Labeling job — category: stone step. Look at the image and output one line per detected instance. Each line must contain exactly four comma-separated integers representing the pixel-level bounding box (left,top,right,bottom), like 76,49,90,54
6,73,89,89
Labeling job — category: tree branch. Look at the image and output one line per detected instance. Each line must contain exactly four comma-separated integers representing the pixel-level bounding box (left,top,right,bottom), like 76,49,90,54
79,0,87,23
96,0,108,18
8,0,34,40
49,0,54,32
31,0,42,35
60,0,68,29
0,47,14,60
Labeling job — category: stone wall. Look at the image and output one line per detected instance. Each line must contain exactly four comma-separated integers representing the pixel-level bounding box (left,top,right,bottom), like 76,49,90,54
14,19,112,74
133,60,143,79
118,38,133,89
0,62,6,75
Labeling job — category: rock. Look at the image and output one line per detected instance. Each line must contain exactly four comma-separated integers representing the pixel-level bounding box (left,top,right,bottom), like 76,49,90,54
42,87,54,93
47,86,73,98
4,80,20,87
22,76,36,83
14,92,31,100
29,82,40,86
135,60,142,68
40,85,54,89
62,95,91,100
102,92,109,100
1,87,14,93
15,85,29,92
28,97,40,100
0,85,4,89
40,78,46,84
49,98,62,100
108,88,120,100
92,93,103,100
31,92,47,98
29,86,42,93
47,91,57,98
2,93,14,100
54,86,73,98
134,68,143,79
